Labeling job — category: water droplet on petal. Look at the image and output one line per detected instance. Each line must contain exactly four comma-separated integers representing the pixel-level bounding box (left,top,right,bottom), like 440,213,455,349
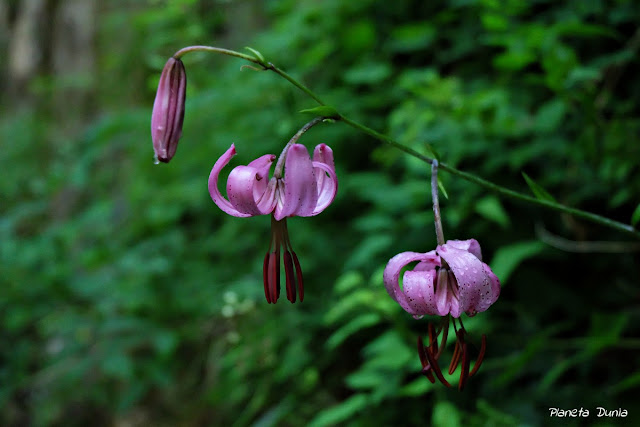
413,314,424,320
153,154,160,165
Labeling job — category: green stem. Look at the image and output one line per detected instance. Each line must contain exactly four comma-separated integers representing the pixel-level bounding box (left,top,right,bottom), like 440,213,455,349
174,46,640,239
174,45,256,62
274,117,325,178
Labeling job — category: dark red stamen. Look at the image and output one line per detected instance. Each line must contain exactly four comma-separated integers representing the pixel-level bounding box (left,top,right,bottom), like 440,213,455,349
417,317,488,390
448,339,462,375
423,342,451,388
267,251,279,304
469,334,487,377
263,252,272,304
292,251,304,302
417,336,428,367
428,323,437,353
458,338,470,391
284,251,296,303
435,318,449,360
275,251,281,302
417,337,436,383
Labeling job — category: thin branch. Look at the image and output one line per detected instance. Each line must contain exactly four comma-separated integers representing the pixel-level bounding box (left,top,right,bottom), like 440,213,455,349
171,45,640,239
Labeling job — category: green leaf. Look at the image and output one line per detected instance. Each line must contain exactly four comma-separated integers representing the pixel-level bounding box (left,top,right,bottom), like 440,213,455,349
299,105,341,119
424,142,440,161
631,203,640,228
244,46,265,63
343,62,392,84
308,394,368,427
490,240,546,284
535,99,566,133
475,195,510,228
522,172,556,202
432,401,461,427
326,313,381,350
438,178,449,200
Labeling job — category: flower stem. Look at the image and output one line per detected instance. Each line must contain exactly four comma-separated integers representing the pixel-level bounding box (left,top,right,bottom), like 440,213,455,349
432,160,445,246
274,117,326,177
173,45,257,62
174,45,640,239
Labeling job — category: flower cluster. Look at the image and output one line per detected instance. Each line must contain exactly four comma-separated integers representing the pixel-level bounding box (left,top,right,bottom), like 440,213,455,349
150,50,499,391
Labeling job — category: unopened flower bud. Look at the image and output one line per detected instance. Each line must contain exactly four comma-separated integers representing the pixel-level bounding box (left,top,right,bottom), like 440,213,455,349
151,57,186,163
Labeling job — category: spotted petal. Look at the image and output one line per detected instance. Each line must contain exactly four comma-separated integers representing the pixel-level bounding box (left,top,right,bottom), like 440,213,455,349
403,268,439,317
437,243,497,317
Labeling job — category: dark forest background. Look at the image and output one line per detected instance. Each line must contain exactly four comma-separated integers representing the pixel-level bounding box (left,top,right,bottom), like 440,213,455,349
1,0,640,425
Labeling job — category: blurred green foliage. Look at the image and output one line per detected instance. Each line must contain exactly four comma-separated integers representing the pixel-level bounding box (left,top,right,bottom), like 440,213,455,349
2,0,640,425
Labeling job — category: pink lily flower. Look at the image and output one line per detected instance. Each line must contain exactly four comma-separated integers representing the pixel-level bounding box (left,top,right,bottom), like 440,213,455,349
383,239,500,319
383,238,500,390
208,143,337,303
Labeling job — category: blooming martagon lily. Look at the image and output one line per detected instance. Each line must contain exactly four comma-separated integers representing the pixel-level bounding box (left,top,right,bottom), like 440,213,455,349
383,239,500,390
208,142,337,304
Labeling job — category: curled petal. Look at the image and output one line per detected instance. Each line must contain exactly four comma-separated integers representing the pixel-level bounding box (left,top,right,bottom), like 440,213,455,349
445,239,482,261
313,144,336,193
483,263,501,307
309,161,337,216
383,251,439,316
275,144,318,219
413,252,440,272
226,154,276,216
208,145,251,217
437,244,497,317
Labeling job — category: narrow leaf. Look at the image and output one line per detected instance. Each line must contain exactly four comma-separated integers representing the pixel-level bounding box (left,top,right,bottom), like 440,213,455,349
522,172,556,202
631,203,640,228
438,178,449,200
299,105,341,119
244,46,265,63
424,143,440,161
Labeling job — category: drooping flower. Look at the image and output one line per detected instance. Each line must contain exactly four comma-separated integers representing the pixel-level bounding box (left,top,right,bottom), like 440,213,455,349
151,57,187,163
383,239,500,319
208,143,337,303
383,239,500,390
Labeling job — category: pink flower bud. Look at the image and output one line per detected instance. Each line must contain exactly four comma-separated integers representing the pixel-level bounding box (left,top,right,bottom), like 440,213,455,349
151,57,186,163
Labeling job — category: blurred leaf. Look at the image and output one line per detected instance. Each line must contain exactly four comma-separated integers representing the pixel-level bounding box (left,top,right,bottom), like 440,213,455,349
490,240,546,284
399,377,433,397
631,203,640,227
475,195,510,228
432,401,462,427
343,62,392,85
388,22,436,52
522,172,557,202
326,313,381,350
608,370,640,395
534,99,566,133
309,394,368,427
